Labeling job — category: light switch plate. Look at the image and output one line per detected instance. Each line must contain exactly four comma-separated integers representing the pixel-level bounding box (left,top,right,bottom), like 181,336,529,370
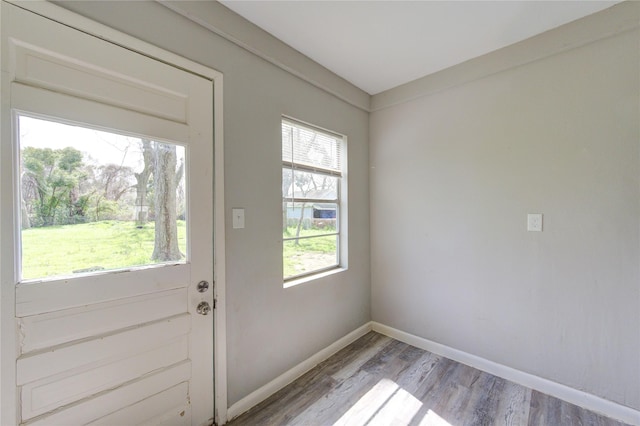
232,208,245,229
527,213,543,232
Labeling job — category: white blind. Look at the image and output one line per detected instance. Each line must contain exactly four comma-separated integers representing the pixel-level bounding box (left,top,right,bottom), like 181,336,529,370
282,120,342,173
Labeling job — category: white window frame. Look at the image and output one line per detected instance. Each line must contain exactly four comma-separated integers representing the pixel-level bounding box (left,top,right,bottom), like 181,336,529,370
282,117,346,283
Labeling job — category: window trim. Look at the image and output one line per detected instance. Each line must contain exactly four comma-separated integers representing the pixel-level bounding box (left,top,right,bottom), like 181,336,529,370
282,117,346,283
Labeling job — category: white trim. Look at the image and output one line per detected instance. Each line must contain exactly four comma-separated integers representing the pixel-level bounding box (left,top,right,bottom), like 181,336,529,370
226,323,373,421
283,267,346,289
3,1,228,424
372,322,640,426
213,75,228,426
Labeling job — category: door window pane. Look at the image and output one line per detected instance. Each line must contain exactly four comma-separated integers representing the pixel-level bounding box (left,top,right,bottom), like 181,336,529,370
18,115,187,281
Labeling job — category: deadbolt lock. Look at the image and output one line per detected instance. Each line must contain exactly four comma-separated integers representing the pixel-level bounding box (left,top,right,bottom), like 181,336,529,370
197,280,209,293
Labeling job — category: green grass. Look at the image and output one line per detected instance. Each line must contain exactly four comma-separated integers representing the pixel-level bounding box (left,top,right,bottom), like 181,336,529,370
21,220,186,280
283,227,337,278
283,225,337,239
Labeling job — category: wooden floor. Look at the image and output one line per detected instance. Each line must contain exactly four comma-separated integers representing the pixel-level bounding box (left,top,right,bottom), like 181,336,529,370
228,332,630,426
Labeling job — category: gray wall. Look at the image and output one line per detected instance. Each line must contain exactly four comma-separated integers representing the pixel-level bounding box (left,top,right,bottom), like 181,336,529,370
370,19,639,411
55,1,371,406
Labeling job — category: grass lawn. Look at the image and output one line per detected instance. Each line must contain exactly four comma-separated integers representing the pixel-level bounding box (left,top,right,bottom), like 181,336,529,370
21,220,186,280
283,226,337,278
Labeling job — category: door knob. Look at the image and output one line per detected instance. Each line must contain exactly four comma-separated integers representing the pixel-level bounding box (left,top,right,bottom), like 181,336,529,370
196,301,211,315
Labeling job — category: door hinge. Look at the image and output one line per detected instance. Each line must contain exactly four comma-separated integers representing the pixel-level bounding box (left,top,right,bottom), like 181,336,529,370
213,298,217,309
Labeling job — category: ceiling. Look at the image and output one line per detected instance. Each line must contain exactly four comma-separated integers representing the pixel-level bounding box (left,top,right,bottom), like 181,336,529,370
220,1,621,95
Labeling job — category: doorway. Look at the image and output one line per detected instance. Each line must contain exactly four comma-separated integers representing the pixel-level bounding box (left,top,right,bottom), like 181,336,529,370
0,2,224,424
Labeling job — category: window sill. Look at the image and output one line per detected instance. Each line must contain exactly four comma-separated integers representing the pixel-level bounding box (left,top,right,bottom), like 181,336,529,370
283,267,346,289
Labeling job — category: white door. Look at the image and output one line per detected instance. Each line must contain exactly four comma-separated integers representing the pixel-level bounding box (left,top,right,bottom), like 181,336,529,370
1,3,215,425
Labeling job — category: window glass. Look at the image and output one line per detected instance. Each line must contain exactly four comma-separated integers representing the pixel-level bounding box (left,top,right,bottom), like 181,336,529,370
283,170,338,201
18,115,187,281
283,236,338,278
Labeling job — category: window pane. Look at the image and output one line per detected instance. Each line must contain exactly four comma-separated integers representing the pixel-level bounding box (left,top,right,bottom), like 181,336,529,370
283,235,338,279
283,202,338,238
18,115,187,281
283,169,338,200
282,168,293,198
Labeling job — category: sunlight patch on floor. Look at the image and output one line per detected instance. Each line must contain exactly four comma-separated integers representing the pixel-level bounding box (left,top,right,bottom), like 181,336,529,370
334,378,450,426
418,409,452,426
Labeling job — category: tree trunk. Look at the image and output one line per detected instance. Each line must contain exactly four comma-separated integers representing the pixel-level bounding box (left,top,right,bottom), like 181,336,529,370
282,205,288,233
152,143,181,261
294,202,306,245
134,139,154,227
21,195,31,229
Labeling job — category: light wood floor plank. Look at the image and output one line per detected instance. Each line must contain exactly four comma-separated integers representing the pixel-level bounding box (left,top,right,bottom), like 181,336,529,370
493,380,532,425
228,332,631,426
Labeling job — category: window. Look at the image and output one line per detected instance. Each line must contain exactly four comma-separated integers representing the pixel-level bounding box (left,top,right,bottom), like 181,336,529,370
282,118,344,281
18,114,187,281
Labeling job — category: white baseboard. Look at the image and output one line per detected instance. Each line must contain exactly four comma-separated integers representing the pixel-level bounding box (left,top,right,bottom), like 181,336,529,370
226,322,373,422
372,322,640,426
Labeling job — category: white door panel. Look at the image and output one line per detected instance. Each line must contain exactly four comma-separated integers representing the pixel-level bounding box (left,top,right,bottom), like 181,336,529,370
16,263,189,317
88,383,192,426
25,362,192,426
17,313,191,386
1,3,214,425
21,335,189,419
18,289,186,353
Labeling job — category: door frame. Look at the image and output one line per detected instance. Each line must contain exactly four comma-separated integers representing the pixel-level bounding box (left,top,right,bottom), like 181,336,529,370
0,1,228,424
